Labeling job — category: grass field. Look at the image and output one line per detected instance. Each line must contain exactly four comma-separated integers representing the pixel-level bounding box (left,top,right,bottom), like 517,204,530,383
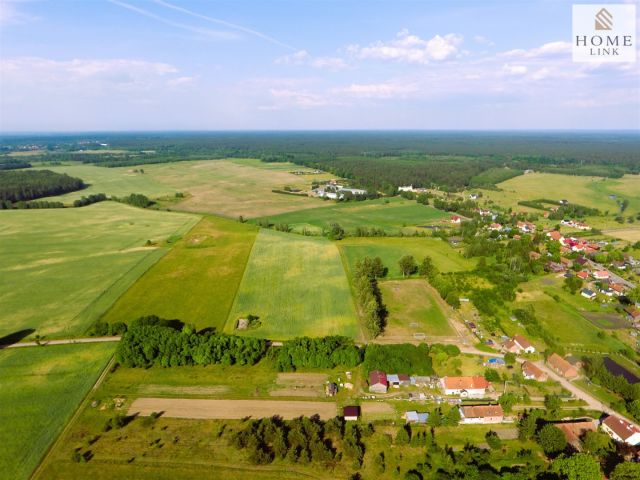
0,202,198,339
259,197,450,234
226,229,358,339
36,163,177,203
483,173,640,216
339,236,475,279
0,343,115,480
379,279,454,338
102,216,257,332
141,159,332,218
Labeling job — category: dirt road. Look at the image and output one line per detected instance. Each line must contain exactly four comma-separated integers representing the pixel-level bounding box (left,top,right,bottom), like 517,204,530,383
1,336,121,349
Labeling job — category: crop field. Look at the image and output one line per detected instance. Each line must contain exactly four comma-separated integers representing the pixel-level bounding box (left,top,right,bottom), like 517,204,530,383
102,216,257,332
0,343,115,480
260,197,450,234
482,172,640,216
339,236,475,280
226,229,358,339
0,202,198,339
36,163,177,203
601,226,640,242
142,159,332,218
379,280,454,338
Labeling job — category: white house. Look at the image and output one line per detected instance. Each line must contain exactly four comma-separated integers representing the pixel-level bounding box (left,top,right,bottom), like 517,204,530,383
602,415,640,446
441,376,490,398
459,405,504,424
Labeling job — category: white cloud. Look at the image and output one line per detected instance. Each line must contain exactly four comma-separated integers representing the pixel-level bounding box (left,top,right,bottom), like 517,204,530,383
502,64,528,76
268,88,329,107
275,50,347,69
348,30,464,64
501,41,571,59
339,82,418,98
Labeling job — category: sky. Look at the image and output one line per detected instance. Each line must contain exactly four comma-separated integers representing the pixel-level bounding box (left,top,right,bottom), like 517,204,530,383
0,0,638,131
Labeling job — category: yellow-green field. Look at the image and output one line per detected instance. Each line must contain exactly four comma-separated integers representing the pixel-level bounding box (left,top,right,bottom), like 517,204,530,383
102,216,258,332
379,279,454,338
226,229,359,339
0,343,115,480
0,202,198,339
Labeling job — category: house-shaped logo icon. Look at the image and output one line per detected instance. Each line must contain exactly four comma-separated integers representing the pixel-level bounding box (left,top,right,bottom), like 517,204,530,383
595,7,613,30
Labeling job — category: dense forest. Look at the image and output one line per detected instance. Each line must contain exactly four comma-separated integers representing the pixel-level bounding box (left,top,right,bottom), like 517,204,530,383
0,158,31,170
0,169,85,202
1,132,638,190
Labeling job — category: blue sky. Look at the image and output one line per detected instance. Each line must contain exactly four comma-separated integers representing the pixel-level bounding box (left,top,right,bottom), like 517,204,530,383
0,0,638,131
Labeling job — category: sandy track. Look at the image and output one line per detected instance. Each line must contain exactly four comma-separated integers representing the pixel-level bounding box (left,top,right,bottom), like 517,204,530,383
129,397,337,420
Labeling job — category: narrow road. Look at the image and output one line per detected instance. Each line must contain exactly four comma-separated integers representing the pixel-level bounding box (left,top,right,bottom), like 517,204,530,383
1,336,121,349
586,259,636,289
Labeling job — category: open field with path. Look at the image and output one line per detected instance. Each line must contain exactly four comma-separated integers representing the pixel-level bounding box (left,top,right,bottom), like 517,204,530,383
129,398,337,420
226,229,358,339
102,216,257,332
339,236,475,279
379,279,454,338
143,159,332,218
0,343,115,480
261,197,449,234
0,202,198,339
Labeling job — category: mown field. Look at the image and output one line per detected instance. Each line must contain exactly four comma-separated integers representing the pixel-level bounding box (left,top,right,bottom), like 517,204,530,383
102,216,257,332
339,236,475,280
142,159,332,218
226,229,358,339
379,280,454,338
0,343,115,480
36,163,177,203
0,202,198,339
260,197,450,234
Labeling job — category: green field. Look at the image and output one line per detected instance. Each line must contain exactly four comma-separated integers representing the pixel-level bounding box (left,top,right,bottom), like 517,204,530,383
36,163,177,203
226,229,358,339
379,279,454,338
102,216,258,331
0,343,115,480
339,236,475,279
260,197,450,233
0,202,198,339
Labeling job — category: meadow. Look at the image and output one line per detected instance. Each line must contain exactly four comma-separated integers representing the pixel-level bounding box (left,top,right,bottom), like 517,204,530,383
260,197,450,234
36,163,177,203
102,216,257,332
0,202,198,339
0,343,115,480
379,280,454,338
226,229,359,339
339,236,475,280
142,159,332,218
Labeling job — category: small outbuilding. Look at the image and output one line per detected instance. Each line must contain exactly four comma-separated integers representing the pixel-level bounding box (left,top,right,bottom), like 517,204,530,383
343,406,360,422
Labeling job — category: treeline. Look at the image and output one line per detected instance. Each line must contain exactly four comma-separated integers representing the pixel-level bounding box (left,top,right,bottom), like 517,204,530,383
273,336,362,371
583,356,640,421
115,316,268,368
113,193,153,208
0,199,65,209
0,158,31,170
353,257,387,337
363,343,435,375
0,169,85,202
517,199,600,218
73,193,107,207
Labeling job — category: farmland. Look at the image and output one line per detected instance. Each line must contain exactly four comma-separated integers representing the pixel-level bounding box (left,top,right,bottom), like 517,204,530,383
226,229,358,339
0,202,198,339
379,280,454,338
102,216,257,332
339,236,475,280
0,343,115,480
142,159,332,218
260,197,450,234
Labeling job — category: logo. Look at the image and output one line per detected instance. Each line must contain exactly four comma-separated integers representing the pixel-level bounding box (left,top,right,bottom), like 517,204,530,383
594,8,612,30
573,4,636,63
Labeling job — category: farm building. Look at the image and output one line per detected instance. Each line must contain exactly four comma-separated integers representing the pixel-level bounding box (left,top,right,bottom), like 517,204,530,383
489,223,503,231
504,335,535,354
522,361,548,382
343,406,360,422
450,215,462,224
576,271,590,280
547,353,579,379
555,420,597,450
592,270,610,280
441,376,490,398
601,415,640,445
404,411,429,424
386,373,411,388
459,405,504,424
547,231,563,241
325,383,338,397
545,261,565,273
580,288,596,300
368,370,388,393
625,308,640,323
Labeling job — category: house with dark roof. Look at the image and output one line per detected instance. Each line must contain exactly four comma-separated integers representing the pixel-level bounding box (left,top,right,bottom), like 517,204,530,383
343,406,360,422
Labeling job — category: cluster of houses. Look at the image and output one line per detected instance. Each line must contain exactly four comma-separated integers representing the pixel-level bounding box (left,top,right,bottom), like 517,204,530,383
368,370,434,394
516,221,536,234
398,185,429,194
402,404,507,425
560,219,591,230
312,181,367,200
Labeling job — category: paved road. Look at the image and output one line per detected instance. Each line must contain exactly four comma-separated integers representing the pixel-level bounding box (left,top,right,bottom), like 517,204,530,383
587,259,636,289
0,336,121,349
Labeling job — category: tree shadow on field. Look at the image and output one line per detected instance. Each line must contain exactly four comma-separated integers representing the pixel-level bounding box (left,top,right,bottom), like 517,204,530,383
0,328,36,348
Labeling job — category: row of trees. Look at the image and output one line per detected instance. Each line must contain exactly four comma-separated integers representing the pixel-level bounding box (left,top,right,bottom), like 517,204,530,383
273,336,363,372
73,193,107,207
583,357,640,421
353,257,388,337
0,199,65,209
114,193,153,208
0,169,85,202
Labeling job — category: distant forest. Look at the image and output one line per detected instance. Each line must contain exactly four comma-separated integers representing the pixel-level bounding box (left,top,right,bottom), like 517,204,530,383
1,132,638,191
0,170,85,202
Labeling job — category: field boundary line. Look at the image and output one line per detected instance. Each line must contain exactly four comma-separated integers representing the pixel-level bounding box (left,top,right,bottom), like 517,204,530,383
30,354,116,480
337,242,368,343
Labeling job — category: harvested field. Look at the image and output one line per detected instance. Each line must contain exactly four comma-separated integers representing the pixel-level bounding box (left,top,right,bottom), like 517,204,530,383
129,398,337,420
136,385,230,396
361,402,395,414
276,373,328,385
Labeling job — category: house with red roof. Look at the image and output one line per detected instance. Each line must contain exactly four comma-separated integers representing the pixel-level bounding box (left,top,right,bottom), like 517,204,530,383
368,370,388,394
602,415,640,445
441,376,490,398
